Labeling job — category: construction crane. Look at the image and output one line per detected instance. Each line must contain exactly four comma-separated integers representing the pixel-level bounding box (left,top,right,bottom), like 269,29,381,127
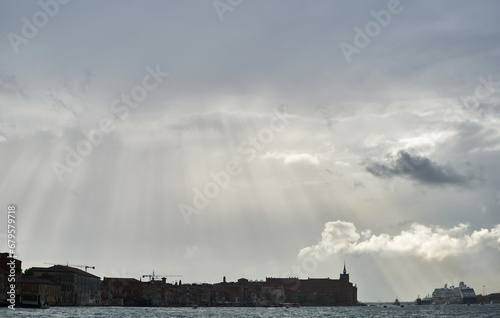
70,264,95,272
44,262,95,272
142,270,182,283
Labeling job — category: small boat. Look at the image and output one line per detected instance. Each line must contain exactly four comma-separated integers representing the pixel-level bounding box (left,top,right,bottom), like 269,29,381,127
421,295,433,305
393,298,400,306
192,304,198,309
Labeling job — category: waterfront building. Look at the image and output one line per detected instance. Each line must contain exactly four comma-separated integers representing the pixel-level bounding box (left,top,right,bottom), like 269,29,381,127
30,265,100,305
101,277,143,306
20,276,61,304
1,252,358,307
141,280,165,306
266,264,357,306
0,252,22,306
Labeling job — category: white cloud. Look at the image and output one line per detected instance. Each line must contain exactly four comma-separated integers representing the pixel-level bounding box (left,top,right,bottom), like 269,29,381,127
0,107,77,139
264,151,320,166
299,221,500,261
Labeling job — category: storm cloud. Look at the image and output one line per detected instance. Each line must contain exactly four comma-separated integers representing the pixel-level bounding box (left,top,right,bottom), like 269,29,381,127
363,150,474,186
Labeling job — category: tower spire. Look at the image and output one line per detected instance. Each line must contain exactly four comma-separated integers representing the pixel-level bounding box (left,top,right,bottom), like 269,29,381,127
340,260,349,280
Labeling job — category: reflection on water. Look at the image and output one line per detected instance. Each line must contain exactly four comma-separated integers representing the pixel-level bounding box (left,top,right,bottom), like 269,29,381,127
1,304,499,318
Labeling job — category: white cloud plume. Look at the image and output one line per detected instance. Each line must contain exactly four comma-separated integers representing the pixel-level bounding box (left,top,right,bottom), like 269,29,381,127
263,151,320,166
299,221,500,261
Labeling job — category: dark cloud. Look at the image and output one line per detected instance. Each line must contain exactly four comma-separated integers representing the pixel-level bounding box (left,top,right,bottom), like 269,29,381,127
473,102,500,119
363,150,474,186
0,72,25,97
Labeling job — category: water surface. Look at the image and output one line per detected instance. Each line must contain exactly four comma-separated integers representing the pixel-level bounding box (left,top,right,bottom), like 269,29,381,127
1,304,499,318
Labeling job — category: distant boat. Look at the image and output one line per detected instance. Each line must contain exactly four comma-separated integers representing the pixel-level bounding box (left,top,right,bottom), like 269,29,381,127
422,295,433,305
416,294,433,305
282,303,300,308
393,298,400,306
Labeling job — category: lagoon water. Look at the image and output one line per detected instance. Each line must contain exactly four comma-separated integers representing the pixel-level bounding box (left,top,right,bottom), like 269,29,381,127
1,304,499,318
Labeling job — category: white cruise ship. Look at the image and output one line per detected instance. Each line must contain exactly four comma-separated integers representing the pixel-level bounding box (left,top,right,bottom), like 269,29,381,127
432,282,477,304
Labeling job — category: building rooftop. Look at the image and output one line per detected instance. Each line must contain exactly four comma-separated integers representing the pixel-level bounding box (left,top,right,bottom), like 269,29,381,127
103,277,141,282
31,265,100,279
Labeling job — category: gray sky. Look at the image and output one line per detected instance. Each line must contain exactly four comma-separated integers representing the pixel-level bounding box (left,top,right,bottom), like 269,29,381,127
1,0,500,301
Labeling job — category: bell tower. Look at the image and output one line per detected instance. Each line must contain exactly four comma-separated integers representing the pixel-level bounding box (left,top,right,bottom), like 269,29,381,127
340,261,349,281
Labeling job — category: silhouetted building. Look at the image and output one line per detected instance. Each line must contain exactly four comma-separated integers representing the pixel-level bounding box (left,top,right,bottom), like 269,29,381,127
102,277,143,306
266,264,357,306
2,253,358,307
20,276,61,305
0,253,22,306
30,265,100,305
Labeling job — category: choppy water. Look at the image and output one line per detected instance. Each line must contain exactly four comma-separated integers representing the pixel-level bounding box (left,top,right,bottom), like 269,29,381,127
1,304,499,318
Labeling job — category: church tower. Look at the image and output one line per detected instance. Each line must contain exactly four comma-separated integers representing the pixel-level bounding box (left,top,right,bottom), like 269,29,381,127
339,261,356,305
340,261,349,281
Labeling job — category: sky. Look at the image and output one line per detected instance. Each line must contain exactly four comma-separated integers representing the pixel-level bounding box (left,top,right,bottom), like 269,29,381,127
1,0,500,302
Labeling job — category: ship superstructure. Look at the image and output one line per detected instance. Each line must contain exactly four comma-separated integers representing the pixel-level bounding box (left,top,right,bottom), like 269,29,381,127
432,282,477,304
